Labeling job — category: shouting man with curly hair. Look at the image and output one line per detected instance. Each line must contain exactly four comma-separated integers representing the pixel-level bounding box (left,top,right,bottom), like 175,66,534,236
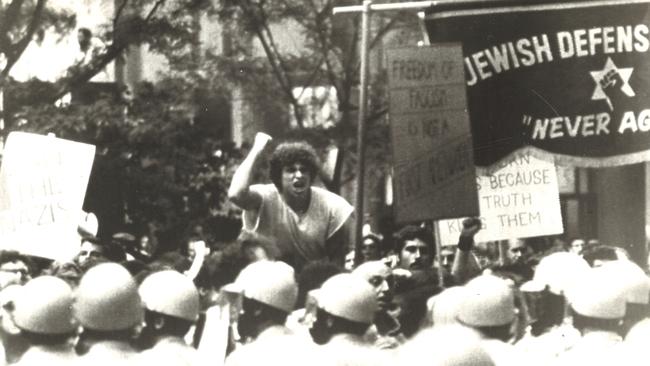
228,133,353,271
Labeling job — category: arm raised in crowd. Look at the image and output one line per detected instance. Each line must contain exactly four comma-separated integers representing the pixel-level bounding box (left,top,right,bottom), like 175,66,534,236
227,133,272,210
451,217,482,284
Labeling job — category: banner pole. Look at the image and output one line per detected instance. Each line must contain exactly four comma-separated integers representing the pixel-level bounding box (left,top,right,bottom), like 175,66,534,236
333,0,509,14
354,0,372,267
433,221,445,288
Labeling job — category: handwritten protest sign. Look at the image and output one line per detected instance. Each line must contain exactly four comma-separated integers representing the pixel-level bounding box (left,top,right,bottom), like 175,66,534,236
424,0,650,167
437,148,563,244
0,132,95,260
387,45,479,223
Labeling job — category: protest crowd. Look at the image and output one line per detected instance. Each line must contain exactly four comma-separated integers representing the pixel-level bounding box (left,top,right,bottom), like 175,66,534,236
0,132,649,366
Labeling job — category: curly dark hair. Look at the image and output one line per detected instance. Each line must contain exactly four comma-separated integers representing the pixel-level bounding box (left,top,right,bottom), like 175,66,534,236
269,141,320,191
393,225,434,253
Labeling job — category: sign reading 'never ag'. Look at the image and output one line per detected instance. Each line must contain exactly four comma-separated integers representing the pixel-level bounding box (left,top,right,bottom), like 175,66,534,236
387,45,479,223
424,0,650,167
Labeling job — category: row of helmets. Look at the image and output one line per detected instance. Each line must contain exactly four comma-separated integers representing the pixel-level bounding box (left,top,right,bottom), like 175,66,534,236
525,252,650,319
226,260,378,325
429,252,650,327
10,263,200,335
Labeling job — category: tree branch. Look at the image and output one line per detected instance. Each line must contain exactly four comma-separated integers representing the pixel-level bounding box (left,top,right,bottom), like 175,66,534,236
239,0,304,127
2,0,46,78
368,15,401,51
0,0,26,52
114,0,130,28
46,0,167,103
144,0,165,21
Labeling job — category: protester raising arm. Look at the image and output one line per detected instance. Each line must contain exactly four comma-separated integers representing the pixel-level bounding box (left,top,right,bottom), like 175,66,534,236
451,217,483,284
228,133,272,210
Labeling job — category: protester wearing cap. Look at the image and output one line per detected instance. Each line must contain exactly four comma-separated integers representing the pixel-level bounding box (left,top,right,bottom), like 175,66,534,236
74,262,143,365
13,276,77,366
135,270,201,365
457,274,527,366
225,260,314,366
555,265,628,366
516,253,588,364
228,133,353,271
309,273,385,366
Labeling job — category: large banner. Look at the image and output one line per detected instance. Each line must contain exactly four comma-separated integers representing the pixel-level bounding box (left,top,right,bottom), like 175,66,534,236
424,0,650,167
387,45,479,223
437,148,563,244
0,133,95,260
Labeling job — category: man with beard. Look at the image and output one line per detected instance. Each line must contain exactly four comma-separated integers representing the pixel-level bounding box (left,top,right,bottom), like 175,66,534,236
228,133,353,271
390,219,482,337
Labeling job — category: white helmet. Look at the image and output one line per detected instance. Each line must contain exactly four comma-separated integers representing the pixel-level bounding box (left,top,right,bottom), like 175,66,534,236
626,318,650,346
566,265,626,319
74,263,143,331
521,252,590,295
399,325,494,366
457,274,515,327
139,270,200,322
227,260,297,313
600,260,650,304
352,260,391,282
13,276,76,334
430,286,468,327
315,273,377,324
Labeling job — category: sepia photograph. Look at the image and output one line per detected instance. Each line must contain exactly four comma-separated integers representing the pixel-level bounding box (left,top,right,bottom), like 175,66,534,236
0,0,647,365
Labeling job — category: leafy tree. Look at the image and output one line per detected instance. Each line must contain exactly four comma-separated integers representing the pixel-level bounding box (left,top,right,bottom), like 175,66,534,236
212,0,422,231
1,0,424,251
0,0,75,84
2,0,243,251
0,0,212,103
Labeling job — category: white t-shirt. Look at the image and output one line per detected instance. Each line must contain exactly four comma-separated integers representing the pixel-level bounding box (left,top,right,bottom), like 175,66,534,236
243,184,353,268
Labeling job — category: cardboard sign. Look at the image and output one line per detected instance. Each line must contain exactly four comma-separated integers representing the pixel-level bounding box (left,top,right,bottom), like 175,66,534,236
437,148,563,244
424,0,650,167
387,45,479,223
0,132,95,260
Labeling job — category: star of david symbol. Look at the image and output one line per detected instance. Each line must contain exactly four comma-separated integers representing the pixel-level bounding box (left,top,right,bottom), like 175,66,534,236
590,57,635,111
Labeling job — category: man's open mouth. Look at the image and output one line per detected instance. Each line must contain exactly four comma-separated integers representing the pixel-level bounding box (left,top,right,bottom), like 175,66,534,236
293,181,307,190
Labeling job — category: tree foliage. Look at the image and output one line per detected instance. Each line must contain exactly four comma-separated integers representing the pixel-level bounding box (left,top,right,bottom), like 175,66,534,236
0,0,423,249
2,0,243,249
213,0,417,195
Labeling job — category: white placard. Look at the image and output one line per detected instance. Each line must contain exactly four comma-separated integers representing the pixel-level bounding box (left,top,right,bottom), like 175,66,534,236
0,132,95,260
437,148,563,245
